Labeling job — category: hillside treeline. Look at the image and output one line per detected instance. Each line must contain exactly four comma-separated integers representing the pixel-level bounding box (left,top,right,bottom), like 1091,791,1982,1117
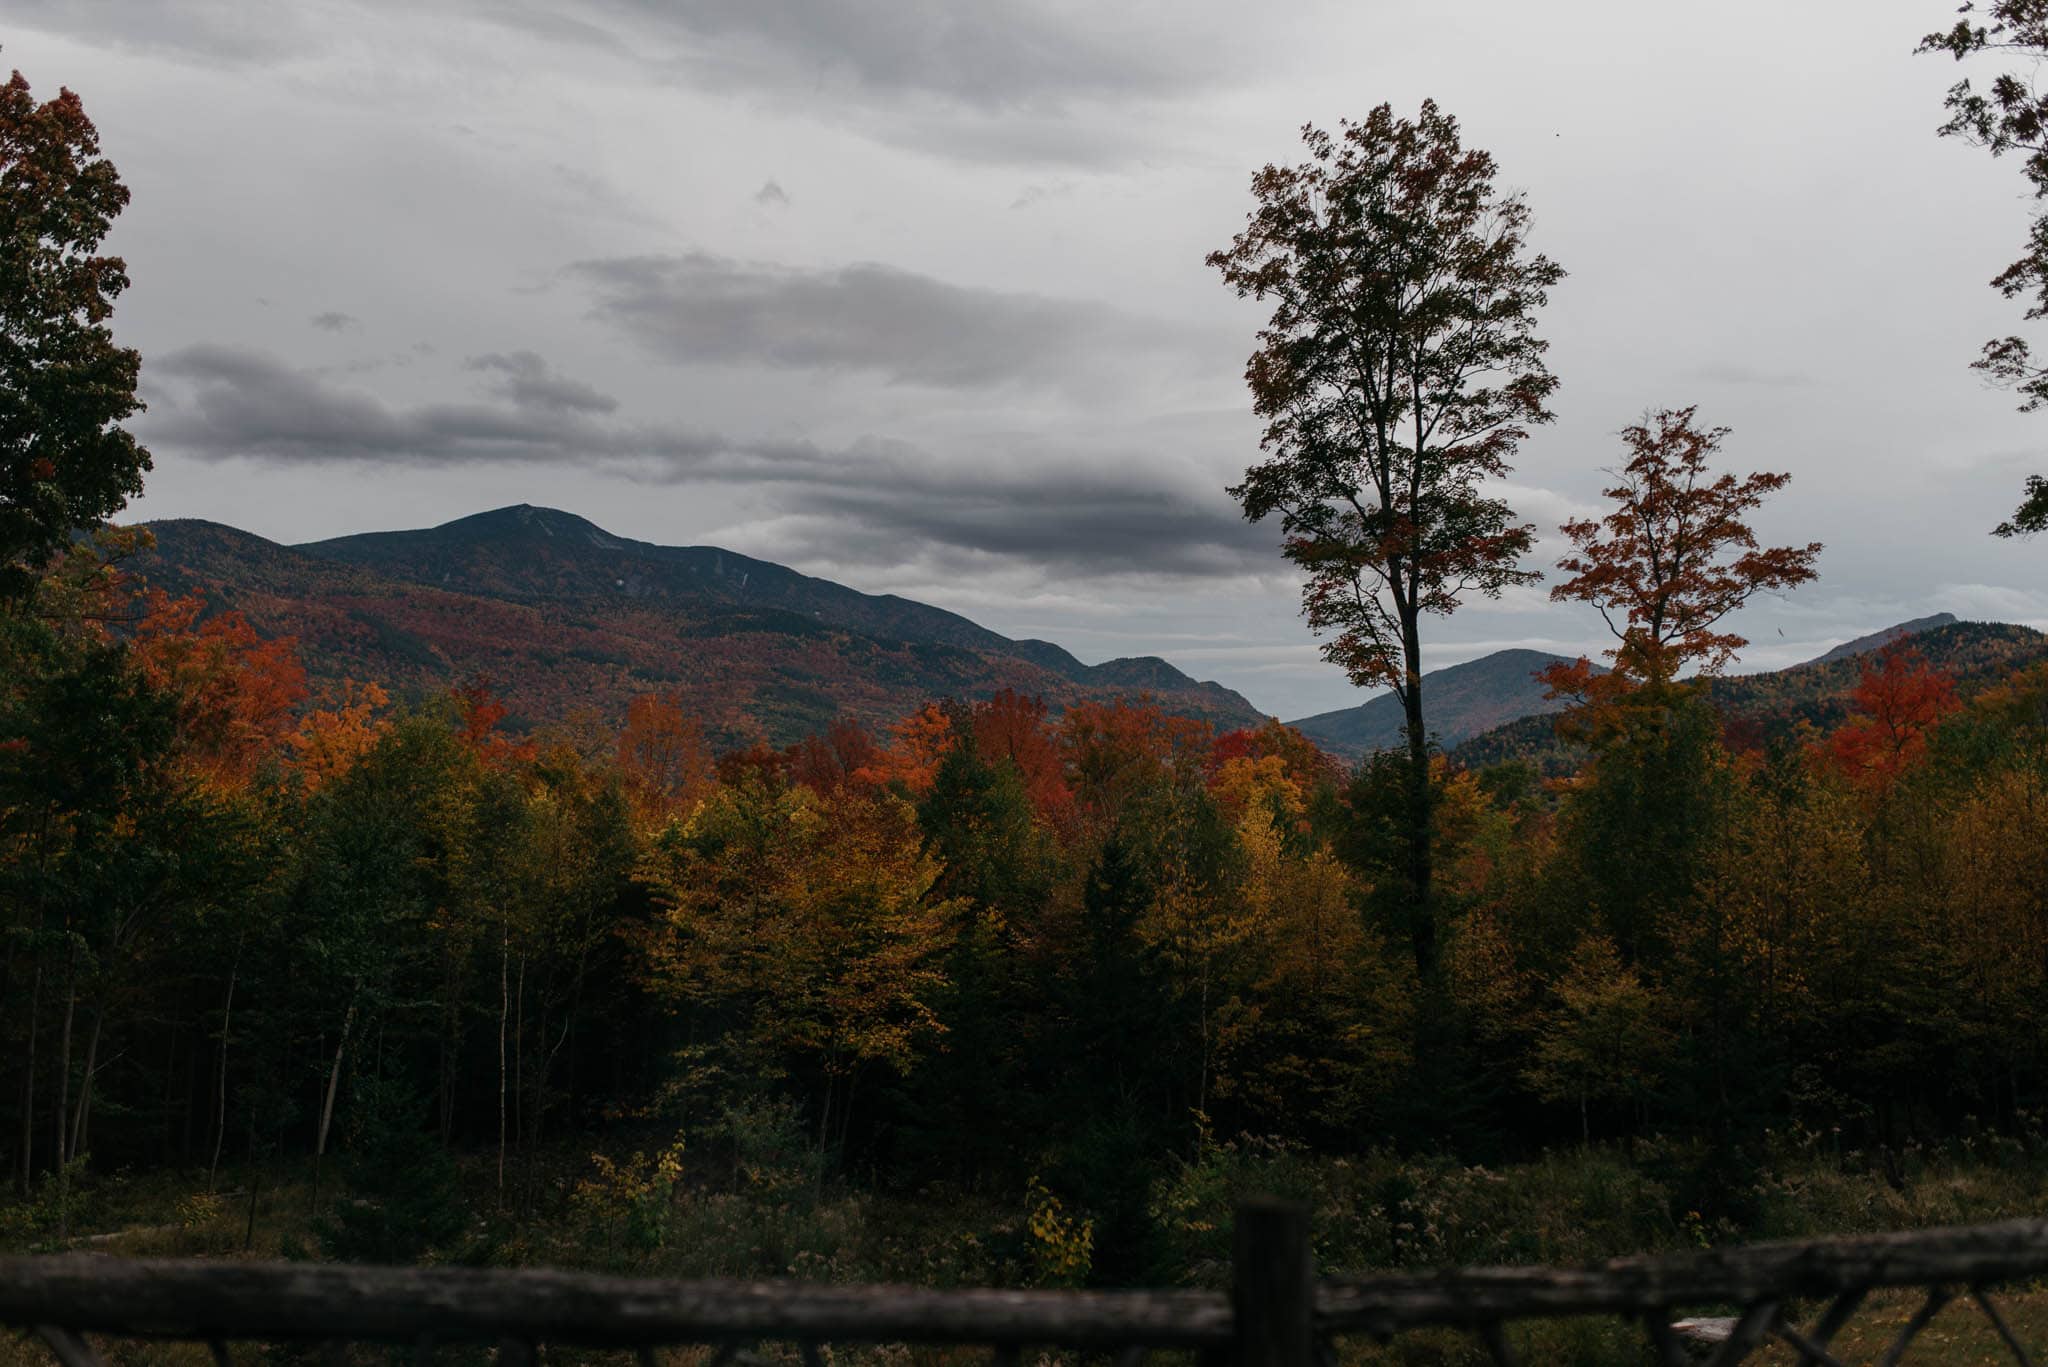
4,537,2047,1277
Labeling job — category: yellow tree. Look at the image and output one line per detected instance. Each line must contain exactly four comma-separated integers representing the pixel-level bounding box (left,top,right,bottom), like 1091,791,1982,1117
639,776,959,1158
289,680,390,794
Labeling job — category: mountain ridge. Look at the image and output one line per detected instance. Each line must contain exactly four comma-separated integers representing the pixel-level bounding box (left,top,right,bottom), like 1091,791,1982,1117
1450,618,2048,773
1803,611,1960,667
138,506,1268,745
1288,611,2022,762
1287,648,1585,757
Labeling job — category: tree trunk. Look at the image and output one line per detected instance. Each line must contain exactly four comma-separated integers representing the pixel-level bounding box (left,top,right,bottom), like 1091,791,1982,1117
312,994,357,1211
815,1073,834,1199
563,915,592,1131
514,952,526,1207
498,926,509,1209
243,1162,261,1252
69,1008,101,1164
208,959,239,1194
1398,607,1436,981
243,1100,262,1252
54,956,75,1239
16,954,39,1199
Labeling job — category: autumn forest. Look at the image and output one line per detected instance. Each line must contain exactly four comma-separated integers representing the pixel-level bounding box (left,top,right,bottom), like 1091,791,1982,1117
7,7,2048,1366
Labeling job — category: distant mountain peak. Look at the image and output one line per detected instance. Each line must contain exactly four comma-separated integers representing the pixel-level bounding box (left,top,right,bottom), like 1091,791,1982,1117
1287,647,1584,757
426,504,626,550
1804,612,1960,667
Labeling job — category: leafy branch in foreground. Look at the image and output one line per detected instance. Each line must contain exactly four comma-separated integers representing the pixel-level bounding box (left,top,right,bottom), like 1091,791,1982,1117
1919,2,2048,535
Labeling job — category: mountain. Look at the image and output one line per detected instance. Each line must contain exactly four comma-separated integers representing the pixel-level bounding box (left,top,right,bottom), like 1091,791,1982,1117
1291,613,2007,767
1450,618,2048,774
138,506,1268,746
1287,649,1583,758
1803,612,1959,666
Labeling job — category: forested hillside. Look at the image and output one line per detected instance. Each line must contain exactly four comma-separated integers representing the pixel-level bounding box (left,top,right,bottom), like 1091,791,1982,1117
8,529,2048,1288
138,507,1266,747
1453,619,2048,771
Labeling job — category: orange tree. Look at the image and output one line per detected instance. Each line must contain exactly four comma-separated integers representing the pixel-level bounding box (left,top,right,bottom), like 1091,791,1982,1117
1208,101,1562,977
1545,407,1820,707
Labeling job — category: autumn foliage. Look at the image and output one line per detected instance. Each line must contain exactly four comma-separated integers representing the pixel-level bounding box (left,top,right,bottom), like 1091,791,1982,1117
131,591,307,788
1547,408,1821,689
16,59,2048,1293
1818,643,1962,792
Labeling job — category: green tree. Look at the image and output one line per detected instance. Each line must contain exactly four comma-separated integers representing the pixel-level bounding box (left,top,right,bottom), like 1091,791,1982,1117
901,727,1058,1184
1208,101,1563,979
1551,689,1735,964
1526,933,1669,1143
0,65,149,596
1995,472,2047,537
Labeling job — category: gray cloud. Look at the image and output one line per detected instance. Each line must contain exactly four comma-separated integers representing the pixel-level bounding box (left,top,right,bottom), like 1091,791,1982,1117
1010,181,1075,211
144,344,1264,576
467,350,619,414
570,252,1214,394
14,0,1209,105
310,311,360,333
150,345,629,465
8,0,313,62
602,0,1215,111
1692,362,1814,389
780,455,1273,578
13,0,1225,165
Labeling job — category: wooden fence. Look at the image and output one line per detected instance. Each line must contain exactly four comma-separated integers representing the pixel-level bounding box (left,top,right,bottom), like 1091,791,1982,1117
8,1203,2048,1365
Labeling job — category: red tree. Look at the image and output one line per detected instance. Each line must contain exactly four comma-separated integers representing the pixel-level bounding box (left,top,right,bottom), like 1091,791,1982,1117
971,689,1070,817
1821,643,1962,792
788,716,884,796
451,678,532,766
1545,407,1821,702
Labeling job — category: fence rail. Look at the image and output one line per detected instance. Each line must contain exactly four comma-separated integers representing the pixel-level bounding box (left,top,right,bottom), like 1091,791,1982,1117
8,1204,2048,1365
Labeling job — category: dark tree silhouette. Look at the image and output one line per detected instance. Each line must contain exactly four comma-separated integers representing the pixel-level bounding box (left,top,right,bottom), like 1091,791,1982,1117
0,64,149,596
1208,100,1562,977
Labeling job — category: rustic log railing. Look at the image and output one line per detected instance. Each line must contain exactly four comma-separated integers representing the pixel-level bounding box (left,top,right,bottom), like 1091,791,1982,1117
7,1203,2048,1364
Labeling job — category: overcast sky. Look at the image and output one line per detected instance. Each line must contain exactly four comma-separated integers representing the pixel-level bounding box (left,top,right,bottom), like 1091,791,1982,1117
10,0,2048,719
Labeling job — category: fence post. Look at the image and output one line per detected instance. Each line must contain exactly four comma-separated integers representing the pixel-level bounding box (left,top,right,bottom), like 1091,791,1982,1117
1232,1199,1312,1367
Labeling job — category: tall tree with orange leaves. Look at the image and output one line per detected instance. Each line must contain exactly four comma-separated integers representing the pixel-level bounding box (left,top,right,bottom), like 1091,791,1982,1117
131,592,307,790
291,680,391,793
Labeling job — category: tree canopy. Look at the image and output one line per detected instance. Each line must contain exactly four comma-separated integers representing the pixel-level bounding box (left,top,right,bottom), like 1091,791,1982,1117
0,66,148,596
1208,100,1562,977
1920,2,2048,537
1545,407,1821,693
